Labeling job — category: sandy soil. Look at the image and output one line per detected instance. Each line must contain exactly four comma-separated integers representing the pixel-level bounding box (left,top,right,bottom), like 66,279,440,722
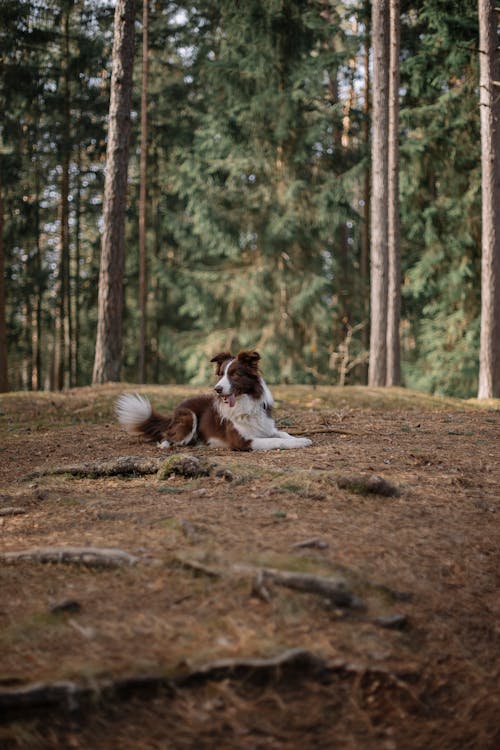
0,384,499,749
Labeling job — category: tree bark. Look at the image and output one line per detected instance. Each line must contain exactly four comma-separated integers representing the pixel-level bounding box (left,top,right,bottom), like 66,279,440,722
478,1,500,398
360,7,371,384
138,0,149,383
368,0,390,386
386,0,401,385
0,168,8,393
54,6,72,391
92,0,136,384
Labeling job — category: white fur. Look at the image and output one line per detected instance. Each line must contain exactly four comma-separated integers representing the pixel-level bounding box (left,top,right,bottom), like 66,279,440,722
207,436,228,448
214,359,235,396
180,411,198,445
250,436,312,451
115,393,152,433
215,390,312,450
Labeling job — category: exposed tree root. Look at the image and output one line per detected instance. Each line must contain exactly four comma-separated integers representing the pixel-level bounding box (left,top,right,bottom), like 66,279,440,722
0,546,138,568
232,563,365,609
172,555,364,609
0,647,419,717
24,456,163,480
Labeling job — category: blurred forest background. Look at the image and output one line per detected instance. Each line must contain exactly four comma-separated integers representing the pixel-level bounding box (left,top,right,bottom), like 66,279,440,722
0,0,494,397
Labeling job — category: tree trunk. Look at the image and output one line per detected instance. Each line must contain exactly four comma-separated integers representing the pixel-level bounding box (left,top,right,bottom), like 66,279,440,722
138,0,149,384
368,0,390,386
74,144,82,387
34,131,43,391
92,0,136,384
477,0,500,398
55,7,72,391
360,8,371,384
386,0,401,386
0,169,8,393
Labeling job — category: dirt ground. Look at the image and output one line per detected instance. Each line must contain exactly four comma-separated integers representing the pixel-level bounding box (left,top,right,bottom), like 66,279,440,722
0,384,499,749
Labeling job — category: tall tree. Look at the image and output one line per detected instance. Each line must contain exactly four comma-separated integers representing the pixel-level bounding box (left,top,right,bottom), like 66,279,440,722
369,0,390,386
54,1,72,390
477,0,500,398
92,0,136,384
386,0,401,385
0,167,8,393
138,0,149,383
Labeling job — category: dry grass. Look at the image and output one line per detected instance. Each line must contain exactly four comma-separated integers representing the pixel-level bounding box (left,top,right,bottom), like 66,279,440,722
0,385,499,749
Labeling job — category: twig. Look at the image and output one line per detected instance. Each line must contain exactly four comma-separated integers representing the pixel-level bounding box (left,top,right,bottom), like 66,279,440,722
293,428,354,436
0,507,27,517
0,546,139,568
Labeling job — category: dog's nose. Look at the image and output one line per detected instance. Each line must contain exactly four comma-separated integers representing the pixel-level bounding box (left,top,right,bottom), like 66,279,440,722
214,386,223,394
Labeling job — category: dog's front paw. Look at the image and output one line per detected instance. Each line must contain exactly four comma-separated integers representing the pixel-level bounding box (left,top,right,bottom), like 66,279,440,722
295,437,312,448
158,439,171,449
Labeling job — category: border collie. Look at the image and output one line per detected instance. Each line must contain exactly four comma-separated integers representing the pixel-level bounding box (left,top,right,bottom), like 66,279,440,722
115,351,312,451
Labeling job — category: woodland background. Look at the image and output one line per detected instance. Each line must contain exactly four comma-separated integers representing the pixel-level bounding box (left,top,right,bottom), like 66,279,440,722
0,0,493,397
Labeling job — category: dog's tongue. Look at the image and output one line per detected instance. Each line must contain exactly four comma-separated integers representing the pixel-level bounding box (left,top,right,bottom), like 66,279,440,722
228,394,236,408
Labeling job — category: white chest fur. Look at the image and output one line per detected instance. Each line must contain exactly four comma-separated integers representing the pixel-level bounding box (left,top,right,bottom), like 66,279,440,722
215,393,278,439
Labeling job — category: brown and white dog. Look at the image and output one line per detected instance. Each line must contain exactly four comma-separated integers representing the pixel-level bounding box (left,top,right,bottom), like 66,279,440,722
115,351,312,451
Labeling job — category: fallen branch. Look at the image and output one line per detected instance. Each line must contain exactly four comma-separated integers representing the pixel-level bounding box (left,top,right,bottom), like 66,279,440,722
24,456,163,480
0,546,138,568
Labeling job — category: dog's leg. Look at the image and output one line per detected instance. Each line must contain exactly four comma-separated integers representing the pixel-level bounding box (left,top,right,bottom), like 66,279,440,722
250,436,312,451
159,408,197,449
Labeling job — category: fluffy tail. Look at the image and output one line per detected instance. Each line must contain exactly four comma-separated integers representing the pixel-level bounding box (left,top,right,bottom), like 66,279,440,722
115,393,172,442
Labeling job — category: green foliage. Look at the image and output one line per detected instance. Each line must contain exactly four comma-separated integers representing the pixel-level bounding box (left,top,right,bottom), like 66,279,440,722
0,0,487,396
399,0,481,396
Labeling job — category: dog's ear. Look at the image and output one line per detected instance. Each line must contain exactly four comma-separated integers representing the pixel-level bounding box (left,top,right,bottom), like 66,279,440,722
236,350,261,370
210,352,233,365
210,352,233,375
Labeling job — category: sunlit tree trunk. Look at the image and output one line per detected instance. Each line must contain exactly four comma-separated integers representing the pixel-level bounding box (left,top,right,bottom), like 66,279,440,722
368,0,389,386
478,0,500,398
386,0,401,385
138,0,149,383
93,0,136,384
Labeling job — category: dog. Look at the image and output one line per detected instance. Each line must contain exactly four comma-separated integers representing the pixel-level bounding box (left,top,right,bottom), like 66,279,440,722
115,351,312,451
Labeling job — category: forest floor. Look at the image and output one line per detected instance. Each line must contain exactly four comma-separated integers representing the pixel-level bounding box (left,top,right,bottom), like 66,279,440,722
0,384,499,750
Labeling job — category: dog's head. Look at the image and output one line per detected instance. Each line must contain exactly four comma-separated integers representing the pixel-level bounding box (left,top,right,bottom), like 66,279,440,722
211,351,262,407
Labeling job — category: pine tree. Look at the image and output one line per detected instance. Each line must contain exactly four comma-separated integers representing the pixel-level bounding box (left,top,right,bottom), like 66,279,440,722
138,0,149,384
386,0,401,386
93,0,136,384
0,167,8,392
477,0,500,398
369,0,389,386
